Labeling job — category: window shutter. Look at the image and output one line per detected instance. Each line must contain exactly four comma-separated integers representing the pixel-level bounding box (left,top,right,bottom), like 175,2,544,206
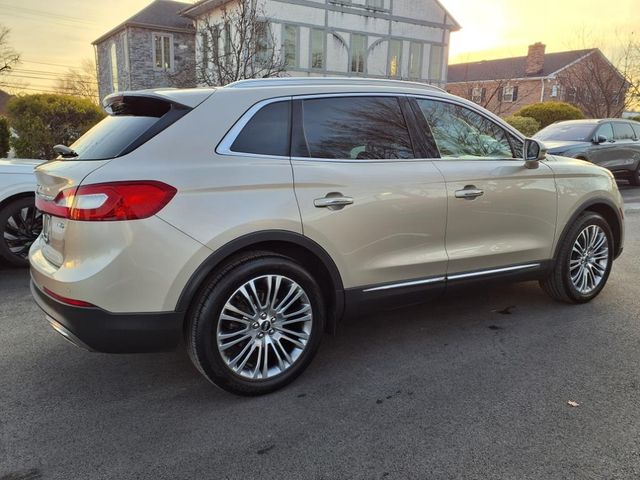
513,86,519,101
468,88,473,99
481,88,486,102
499,87,504,102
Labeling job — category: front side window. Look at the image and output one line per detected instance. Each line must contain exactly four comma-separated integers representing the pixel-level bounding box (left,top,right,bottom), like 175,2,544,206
613,122,637,140
408,42,422,78
153,34,173,70
350,34,366,73
294,96,414,160
595,123,614,141
283,24,298,67
310,29,325,69
230,101,291,156
416,99,516,159
388,39,401,77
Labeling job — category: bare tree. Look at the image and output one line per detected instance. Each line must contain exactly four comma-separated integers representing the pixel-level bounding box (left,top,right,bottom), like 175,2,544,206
0,25,20,80
55,58,100,104
194,0,287,86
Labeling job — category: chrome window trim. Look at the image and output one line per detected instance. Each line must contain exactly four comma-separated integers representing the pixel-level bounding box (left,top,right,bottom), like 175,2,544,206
216,96,292,159
218,92,416,161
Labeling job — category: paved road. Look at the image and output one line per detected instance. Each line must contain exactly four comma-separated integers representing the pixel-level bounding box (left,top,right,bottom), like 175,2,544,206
2,188,640,480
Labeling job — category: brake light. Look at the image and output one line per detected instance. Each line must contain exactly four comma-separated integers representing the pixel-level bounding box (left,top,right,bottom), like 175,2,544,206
43,287,95,308
36,181,177,221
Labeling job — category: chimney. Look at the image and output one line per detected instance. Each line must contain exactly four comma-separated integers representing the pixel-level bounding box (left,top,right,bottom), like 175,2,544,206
526,42,546,76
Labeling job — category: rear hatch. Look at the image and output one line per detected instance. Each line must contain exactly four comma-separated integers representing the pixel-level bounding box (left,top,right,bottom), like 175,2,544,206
34,89,214,267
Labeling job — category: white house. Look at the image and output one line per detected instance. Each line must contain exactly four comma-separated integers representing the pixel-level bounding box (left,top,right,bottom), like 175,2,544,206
180,0,459,86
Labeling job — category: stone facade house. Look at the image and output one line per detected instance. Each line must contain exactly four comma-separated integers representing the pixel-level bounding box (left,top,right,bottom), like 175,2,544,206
180,0,460,87
447,43,628,118
93,0,196,101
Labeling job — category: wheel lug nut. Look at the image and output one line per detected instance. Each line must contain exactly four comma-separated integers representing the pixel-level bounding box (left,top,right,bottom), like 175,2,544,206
260,313,267,319
252,322,259,329
258,332,264,339
269,329,275,335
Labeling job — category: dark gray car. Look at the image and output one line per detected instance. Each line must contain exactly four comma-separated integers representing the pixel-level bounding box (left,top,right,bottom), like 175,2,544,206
534,119,640,185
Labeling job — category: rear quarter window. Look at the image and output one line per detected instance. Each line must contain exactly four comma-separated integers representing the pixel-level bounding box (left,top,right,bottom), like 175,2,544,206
229,101,291,157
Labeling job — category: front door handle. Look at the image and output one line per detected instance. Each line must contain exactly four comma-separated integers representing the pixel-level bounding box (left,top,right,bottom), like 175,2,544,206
455,186,484,200
314,193,354,210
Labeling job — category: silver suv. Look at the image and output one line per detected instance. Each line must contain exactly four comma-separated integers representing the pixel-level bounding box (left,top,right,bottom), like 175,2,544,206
30,78,624,395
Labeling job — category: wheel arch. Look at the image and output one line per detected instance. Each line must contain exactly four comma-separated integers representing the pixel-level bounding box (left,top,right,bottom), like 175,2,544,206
176,230,345,334
0,191,35,211
554,198,623,261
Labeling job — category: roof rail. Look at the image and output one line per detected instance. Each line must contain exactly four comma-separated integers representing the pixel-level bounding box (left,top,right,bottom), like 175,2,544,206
225,77,446,93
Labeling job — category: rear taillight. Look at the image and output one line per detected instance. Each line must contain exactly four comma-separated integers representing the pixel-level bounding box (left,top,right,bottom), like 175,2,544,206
36,181,177,221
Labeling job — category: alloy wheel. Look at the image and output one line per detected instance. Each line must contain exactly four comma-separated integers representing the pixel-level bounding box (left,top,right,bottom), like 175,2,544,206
3,205,43,260
216,274,313,380
569,224,609,295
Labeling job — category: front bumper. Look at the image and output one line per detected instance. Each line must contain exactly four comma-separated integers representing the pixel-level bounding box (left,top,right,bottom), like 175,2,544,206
31,280,183,353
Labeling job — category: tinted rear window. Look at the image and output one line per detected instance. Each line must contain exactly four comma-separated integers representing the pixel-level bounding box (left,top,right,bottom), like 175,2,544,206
230,101,291,156
294,96,414,160
68,97,180,161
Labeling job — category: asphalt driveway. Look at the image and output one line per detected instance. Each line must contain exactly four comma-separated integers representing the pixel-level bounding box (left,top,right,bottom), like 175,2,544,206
1,188,640,480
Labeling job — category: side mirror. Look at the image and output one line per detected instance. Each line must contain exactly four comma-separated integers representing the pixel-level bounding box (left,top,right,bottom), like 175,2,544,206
523,138,547,169
593,135,608,144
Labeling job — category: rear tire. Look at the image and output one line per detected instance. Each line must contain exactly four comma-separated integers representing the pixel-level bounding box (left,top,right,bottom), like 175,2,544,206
540,212,613,303
0,196,42,268
186,251,325,396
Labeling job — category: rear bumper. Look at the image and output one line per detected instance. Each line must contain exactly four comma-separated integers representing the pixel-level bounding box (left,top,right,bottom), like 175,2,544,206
31,280,183,353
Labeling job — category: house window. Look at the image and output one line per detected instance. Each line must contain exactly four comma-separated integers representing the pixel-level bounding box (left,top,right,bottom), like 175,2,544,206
255,22,270,64
283,24,299,67
388,39,402,77
351,34,366,73
310,29,325,69
153,34,173,70
502,85,518,102
366,0,384,8
408,42,422,79
551,84,559,98
471,87,486,103
110,43,118,92
429,45,443,81
201,32,209,67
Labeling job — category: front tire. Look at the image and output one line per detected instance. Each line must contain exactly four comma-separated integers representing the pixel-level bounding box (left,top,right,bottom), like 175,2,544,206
186,252,325,396
540,212,613,303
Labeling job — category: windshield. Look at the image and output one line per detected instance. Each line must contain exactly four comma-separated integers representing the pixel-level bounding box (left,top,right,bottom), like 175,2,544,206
534,123,595,142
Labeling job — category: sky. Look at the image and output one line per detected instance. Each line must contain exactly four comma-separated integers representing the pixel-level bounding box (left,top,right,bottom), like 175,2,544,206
0,0,638,93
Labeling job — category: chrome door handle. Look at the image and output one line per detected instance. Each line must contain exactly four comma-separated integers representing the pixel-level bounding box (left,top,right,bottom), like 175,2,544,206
455,186,484,200
314,194,354,210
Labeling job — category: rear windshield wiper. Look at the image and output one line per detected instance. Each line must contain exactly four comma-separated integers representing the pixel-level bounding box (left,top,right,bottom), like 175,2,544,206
53,144,78,158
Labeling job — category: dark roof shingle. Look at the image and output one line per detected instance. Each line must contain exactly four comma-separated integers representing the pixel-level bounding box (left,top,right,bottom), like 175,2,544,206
447,49,596,83
93,0,194,45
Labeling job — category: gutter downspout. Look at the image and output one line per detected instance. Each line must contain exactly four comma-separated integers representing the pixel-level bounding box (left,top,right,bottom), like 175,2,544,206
540,78,545,102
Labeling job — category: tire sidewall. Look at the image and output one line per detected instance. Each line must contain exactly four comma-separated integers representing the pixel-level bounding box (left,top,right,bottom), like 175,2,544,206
191,257,325,395
560,213,614,303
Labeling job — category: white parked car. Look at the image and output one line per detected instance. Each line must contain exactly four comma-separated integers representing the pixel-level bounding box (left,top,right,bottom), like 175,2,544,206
0,158,45,266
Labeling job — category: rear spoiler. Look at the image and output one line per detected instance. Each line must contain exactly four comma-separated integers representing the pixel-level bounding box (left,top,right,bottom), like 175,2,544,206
103,88,216,113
